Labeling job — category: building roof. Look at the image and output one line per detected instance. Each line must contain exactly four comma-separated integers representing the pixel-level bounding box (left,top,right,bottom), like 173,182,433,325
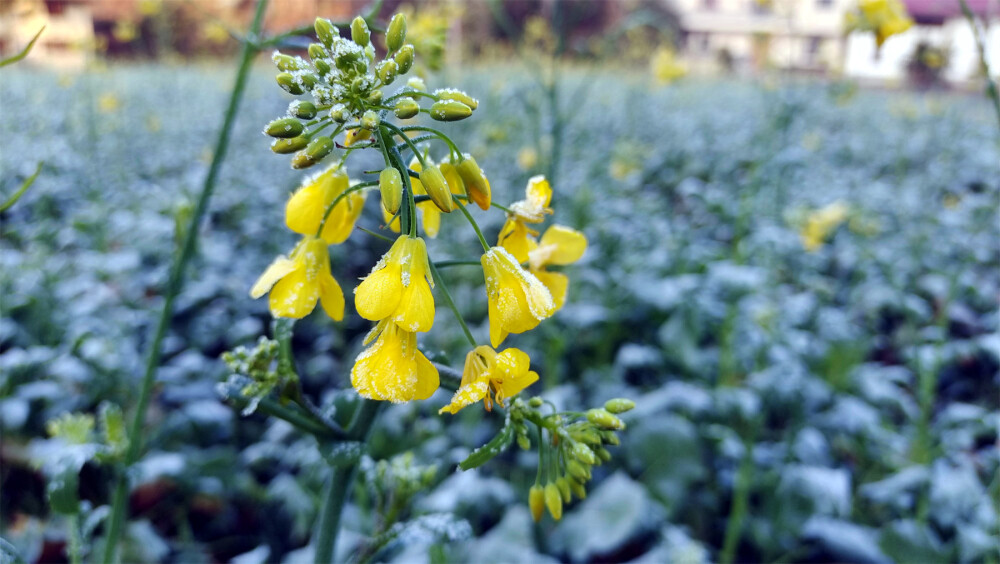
903,0,997,24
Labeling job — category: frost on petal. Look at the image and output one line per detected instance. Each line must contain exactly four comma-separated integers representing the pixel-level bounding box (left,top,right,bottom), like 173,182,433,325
393,278,434,333
438,379,489,414
533,270,569,311
499,219,532,264
539,225,587,265
250,256,296,299
268,266,320,319
355,263,403,321
319,272,345,321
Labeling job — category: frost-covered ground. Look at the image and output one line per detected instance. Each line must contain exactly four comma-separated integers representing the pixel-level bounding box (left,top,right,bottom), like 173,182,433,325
2,63,998,563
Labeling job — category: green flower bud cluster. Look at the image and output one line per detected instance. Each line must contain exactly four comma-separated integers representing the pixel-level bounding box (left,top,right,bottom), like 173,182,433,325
261,12,480,171
516,397,634,522
221,336,297,415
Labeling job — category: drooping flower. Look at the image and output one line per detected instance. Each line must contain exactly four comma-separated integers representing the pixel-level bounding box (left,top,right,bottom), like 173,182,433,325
351,319,439,402
439,345,539,414
527,225,587,310
250,236,345,320
800,201,850,252
285,165,366,244
498,176,553,263
355,235,435,333
481,246,555,347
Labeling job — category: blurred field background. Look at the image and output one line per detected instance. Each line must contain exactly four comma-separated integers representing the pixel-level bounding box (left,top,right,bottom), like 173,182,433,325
2,1,999,563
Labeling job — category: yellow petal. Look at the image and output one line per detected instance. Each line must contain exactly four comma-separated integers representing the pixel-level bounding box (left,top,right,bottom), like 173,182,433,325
539,225,587,265
393,278,435,332
420,203,441,238
533,270,569,310
319,271,345,321
488,296,508,348
285,182,324,236
438,378,489,414
250,256,296,299
413,351,440,400
355,263,403,321
439,161,466,196
498,219,532,264
525,175,552,209
321,190,366,245
382,203,401,233
482,247,554,346
268,265,319,318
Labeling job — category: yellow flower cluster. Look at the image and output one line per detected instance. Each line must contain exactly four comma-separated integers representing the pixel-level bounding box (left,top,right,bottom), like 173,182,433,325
845,0,913,47
799,201,850,252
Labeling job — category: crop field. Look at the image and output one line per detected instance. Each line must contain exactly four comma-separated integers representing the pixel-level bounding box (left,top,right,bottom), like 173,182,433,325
1,60,998,564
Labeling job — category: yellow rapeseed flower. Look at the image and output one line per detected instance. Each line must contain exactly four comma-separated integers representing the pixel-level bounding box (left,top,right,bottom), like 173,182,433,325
285,165,366,245
800,201,850,252
499,176,553,263
527,225,587,310
355,235,435,333
650,46,687,84
439,345,539,414
351,319,439,402
250,236,345,320
345,128,372,146
847,0,913,47
481,246,555,347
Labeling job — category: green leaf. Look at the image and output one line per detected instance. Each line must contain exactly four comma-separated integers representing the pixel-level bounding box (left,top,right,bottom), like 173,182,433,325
0,27,44,68
1,161,43,213
46,459,80,515
459,414,514,471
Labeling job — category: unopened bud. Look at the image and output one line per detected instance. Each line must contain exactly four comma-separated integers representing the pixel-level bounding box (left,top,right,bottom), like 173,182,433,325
290,101,316,119
604,398,636,414
435,88,479,110
556,477,572,503
379,168,402,215
571,442,597,465
377,60,398,85
368,89,383,105
517,432,531,450
344,128,372,147
394,98,419,119
439,162,465,197
386,13,406,52
291,136,333,169
314,18,337,48
394,44,414,74
456,155,491,210
361,110,380,131
601,431,620,446
300,73,317,90
528,397,543,408
271,136,309,154
586,408,625,430
430,100,473,122
596,447,612,463
544,483,563,520
330,105,348,123
336,49,361,71
419,166,453,212
314,59,332,76
568,478,587,500
351,16,370,47
406,77,427,93
264,117,304,138
307,43,327,61
567,459,590,482
276,72,304,95
272,53,300,72
529,485,545,522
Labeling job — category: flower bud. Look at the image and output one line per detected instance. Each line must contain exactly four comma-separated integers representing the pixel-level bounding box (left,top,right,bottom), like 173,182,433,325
307,43,327,61
571,442,597,465
314,18,337,48
330,105,348,123
272,53,300,72
435,88,479,110
264,117,304,138
290,101,316,119
517,432,531,451
299,73,318,90
430,100,473,122
567,459,590,482
456,155,491,210
379,168,402,215
336,49,361,71
406,77,426,93
419,166,453,212
586,408,625,430
386,13,406,52
314,59,332,76
361,110,380,131
556,477,572,502
365,43,375,60
351,16,370,47
394,44,414,74
271,136,309,154
377,59,398,85
291,136,333,169
604,398,636,414
601,431,620,446
344,128,372,147
568,478,587,500
394,98,419,119
544,483,563,520
596,447,613,463
529,485,545,522
276,72,304,95
528,397,543,408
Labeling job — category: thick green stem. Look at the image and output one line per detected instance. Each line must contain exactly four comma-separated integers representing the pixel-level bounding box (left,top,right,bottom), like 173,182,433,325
101,2,269,562
720,436,754,564
313,400,383,564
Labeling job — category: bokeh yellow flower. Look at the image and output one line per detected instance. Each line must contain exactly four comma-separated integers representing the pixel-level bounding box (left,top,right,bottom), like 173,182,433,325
800,201,850,252
439,345,538,414
285,165,365,245
650,46,687,84
846,0,913,47
355,235,435,333
250,236,344,320
351,319,439,402
481,246,555,347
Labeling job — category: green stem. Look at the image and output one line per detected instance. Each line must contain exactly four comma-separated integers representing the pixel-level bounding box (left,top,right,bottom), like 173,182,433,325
428,260,477,347
101,2,269,562
381,122,426,167
720,437,754,564
377,127,415,236
0,161,42,212
384,90,441,104
313,400,383,564
433,260,480,268
959,0,1000,132
399,126,461,157
452,195,490,252
315,181,378,238
358,226,394,242
67,514,82,564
